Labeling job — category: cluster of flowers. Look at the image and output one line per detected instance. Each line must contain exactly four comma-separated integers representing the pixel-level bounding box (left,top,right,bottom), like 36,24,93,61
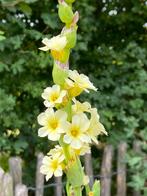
37,67,107,181
37,0,107,183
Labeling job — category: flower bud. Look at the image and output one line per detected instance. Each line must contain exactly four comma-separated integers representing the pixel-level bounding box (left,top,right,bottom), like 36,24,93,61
58,2,74,24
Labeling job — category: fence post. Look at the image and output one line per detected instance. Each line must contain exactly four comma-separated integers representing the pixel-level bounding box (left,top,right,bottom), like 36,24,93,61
0,167,4,196
35,152,44,196
3,173,13,196
9,157,22,189
84,152,94,188
133,141,141,196
100,145,114,196
117,142,127,196
54,176,62,196
15,184,28,196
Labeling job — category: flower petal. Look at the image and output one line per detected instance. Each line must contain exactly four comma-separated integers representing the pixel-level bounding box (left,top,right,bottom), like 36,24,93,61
54,167,63,177
48,132,60,141
39,46,49,51
46,172,53,181
38,127,49,137
37,113,46,125
63,134,72,144
71,139,82,149
56,110,67,122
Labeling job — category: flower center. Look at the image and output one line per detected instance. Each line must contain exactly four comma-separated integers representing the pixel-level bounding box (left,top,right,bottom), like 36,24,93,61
50,92,59,102
70,126,80,137
51,159,58,170
48,118,58,130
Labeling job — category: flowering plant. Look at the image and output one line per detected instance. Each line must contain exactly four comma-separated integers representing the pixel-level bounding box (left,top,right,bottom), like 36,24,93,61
37,0,107,195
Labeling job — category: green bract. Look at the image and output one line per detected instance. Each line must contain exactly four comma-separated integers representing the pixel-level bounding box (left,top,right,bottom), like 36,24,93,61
92,180,100,196
52,62,68,86
66,158,84,188
64,27,77,49
65,0,76,4
58,3,74,24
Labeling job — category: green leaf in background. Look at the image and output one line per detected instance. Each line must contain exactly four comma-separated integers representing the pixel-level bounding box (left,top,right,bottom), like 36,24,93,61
0,30,5,41
18,2,32,16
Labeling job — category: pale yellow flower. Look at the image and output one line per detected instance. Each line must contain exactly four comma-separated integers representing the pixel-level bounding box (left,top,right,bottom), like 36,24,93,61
40,155,64,181
39,35,67,52
47,145,65,161
72,143,91,156
63,113,90,149
65,70,97,95
87,108,107,144
72,99,91,114
42,85,67,108
37,108,68,141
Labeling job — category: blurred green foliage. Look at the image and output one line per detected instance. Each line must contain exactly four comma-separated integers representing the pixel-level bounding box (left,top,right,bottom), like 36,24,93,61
0,0,147,193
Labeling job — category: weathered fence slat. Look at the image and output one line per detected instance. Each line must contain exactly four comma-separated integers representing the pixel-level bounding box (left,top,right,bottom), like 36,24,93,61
133,141,141,196
9,157,22,189
54,176,62,196
100,145,114,196
0,167,4,196
117,142,127,196
3,173,13,196
15,184,28,196
84,152,94,187
35,153,44,196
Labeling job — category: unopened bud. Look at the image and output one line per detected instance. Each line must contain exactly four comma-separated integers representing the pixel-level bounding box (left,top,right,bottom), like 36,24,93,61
58,2,74,24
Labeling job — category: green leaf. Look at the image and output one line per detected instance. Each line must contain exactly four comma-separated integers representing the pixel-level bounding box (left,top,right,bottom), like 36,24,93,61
19,2,32,16
0,35,6,41
41,13,58,29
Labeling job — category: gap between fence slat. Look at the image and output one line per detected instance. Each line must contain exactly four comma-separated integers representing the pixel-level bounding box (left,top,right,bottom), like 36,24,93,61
117,142,127,196
100,145,114,196
84,151,94,188
35,152,44,196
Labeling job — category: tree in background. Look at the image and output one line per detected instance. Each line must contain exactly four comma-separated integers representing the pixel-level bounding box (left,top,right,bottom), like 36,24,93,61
0,0,147,193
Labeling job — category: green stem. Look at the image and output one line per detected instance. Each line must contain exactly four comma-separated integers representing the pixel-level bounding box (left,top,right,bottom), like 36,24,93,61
59,136,70,162
85,184,91,195
74,186,82,196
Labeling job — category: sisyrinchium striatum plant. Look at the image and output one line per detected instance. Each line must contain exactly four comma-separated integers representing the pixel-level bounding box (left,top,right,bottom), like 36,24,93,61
37,0,107,195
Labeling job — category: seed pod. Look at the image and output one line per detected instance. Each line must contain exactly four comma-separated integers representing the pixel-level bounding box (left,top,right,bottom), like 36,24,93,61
58,3,74,24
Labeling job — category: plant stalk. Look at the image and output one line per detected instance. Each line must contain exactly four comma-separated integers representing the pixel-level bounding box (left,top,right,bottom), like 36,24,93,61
74,186,82,196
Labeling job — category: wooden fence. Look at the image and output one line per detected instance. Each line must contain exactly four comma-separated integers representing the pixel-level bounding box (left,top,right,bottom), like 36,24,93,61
0,141,142,196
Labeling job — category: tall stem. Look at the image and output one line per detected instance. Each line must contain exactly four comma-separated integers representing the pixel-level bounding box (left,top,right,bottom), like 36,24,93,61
74,187,82,196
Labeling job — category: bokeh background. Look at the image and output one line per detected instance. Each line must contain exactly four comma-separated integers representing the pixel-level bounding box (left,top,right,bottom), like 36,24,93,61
0,0,147,195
